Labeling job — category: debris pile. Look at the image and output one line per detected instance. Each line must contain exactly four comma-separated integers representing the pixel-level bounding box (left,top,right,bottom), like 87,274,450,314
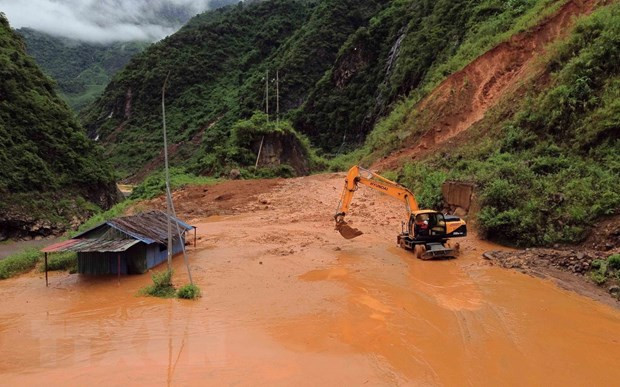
483,249,610,275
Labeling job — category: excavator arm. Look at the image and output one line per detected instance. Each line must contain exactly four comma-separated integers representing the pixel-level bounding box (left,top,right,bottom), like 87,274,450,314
334,165,419,239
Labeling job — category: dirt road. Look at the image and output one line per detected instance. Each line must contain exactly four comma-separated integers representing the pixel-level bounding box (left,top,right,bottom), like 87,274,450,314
1,174,619,385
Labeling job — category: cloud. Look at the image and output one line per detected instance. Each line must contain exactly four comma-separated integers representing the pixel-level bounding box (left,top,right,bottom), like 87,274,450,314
0,0,228,43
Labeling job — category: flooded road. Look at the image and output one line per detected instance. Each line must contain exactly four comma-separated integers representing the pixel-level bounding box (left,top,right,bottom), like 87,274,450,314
1,174,619,385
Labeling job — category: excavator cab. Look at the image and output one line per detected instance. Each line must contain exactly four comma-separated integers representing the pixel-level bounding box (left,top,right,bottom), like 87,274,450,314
334,165,467,260
409,211,450,239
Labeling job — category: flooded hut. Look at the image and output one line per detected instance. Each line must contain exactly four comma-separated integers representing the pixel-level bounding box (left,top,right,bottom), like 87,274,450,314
42,211,195,277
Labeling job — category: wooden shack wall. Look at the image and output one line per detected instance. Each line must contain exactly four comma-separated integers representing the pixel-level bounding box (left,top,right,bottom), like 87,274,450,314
78,252,129,275
77,237,186,275
146,238,185,270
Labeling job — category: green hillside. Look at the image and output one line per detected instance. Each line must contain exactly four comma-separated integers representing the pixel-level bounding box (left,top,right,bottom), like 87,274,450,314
0,14,118,239
80,0,619,246
377,2,620,245
17,28,148,112
83,0,570,177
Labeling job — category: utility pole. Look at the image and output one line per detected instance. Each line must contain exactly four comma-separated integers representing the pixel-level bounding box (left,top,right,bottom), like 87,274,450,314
162,72,173,271
265,69,269,121
256,69,269,168
162,72,193,283
276,69,279,128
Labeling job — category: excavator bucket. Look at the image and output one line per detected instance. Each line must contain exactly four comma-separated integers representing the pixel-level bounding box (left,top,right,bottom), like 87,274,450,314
336,221,364,240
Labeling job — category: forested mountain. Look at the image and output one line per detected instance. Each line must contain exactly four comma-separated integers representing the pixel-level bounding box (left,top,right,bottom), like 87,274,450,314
83,0,581,176
17,29,148,111
14,0,241,112
77,0,618,245
0,15,119,239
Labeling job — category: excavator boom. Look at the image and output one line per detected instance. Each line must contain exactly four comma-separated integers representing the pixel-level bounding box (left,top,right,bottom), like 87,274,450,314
334,166,418,239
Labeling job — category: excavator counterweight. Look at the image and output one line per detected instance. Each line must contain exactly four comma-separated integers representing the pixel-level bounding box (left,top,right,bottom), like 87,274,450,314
334,165,467,259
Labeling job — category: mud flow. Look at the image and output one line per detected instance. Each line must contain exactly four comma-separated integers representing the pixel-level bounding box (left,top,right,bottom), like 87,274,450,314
1,174,619,386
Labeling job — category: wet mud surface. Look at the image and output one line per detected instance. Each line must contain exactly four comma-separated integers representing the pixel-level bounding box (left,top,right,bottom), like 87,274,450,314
1,174,620,385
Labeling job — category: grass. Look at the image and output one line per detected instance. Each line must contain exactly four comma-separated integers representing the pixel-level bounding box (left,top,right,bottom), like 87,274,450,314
43,251,77,273
177,283,201,299
140,269,202,300
140,270,176,298
71,199,139,236
0,249,40,279
130,167,218,200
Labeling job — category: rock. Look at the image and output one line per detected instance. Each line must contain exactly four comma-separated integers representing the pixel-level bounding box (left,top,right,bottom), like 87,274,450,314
229,169,241,180
34,236,43,241
609,286,620,296
576,252,585,260
333,247,342,251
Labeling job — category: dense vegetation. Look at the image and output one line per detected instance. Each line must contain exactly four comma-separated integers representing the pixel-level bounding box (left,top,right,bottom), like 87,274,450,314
396,3,620,246
589,254,620,292
0,248,40,279
83,0,571,179
17,28,148,111
82,0,319,177
0,14,118,238
295,0,565,151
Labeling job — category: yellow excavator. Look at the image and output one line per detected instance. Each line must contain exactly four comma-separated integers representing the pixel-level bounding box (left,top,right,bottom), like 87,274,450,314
334,165,467,259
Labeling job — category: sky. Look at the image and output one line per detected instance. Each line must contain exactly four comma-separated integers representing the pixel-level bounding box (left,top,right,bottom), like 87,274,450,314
0,0,228,43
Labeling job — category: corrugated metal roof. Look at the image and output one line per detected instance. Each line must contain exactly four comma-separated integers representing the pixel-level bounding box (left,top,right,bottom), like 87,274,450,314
69,238,141,252
41,239,80,253
107,211,194,245
41,238,140,253
72,210,194,245
42,210,195,253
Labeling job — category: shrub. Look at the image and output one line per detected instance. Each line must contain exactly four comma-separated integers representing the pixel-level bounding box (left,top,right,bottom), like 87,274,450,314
43,252,78,273
141,270,176,298
607,254,620,271
589,271,607,286
0,248,40,279
590,259,604,271
177,284,201,300
399,164,447,209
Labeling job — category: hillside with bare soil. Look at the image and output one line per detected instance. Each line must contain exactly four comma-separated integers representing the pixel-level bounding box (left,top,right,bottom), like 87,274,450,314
372,0,598,171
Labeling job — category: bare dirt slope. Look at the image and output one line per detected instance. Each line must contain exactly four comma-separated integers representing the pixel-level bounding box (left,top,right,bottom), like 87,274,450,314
1,174,619,385
373,0,598,171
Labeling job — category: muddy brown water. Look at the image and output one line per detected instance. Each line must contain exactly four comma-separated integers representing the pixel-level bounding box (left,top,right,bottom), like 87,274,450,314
1,175,619,385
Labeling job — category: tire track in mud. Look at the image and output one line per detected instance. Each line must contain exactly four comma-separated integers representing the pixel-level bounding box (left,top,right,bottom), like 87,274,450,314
373,0,599,171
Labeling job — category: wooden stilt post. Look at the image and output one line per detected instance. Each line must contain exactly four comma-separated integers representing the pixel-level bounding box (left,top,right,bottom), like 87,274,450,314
45,252,48,287
117,254,121,285
194,228,197,248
